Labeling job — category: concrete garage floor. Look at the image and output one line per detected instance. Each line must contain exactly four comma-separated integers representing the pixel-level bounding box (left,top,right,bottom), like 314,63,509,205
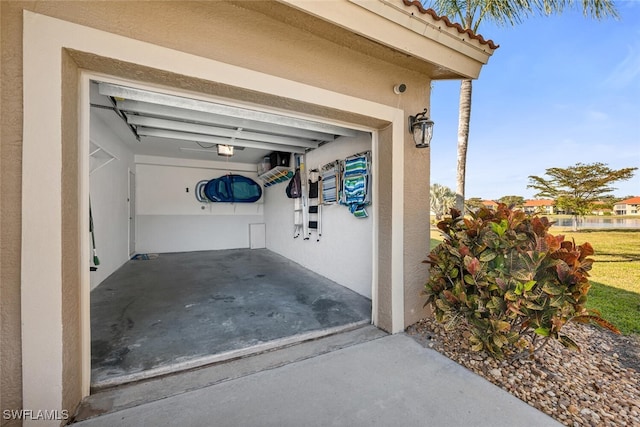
90,248,371,388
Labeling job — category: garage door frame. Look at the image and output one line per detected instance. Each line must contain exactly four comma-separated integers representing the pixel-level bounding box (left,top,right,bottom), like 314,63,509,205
21,10,407,414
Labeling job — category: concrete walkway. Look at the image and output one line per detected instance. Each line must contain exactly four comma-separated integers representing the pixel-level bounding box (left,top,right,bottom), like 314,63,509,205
75,331,560,427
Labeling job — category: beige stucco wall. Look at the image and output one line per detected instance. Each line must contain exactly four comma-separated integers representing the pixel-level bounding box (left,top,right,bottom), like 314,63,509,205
60,51,83,420
403,130,431,326
1,4,26,425
1,1,490,422
376,126,395,330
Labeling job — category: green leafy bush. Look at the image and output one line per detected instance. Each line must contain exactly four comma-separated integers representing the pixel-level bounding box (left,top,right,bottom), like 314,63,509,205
424,204,619,359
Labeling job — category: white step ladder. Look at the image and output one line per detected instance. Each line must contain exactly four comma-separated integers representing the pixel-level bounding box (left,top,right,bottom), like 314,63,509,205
305,169,322,242
293,154,308,238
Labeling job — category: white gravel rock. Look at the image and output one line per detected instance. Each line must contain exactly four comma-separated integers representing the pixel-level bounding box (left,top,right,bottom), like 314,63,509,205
407,318,640,427
489,368,502,379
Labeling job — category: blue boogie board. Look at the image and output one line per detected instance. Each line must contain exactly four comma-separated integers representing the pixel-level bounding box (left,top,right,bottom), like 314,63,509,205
203,174,262,203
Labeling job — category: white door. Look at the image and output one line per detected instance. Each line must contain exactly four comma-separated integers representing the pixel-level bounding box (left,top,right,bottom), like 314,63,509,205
128,170,136,256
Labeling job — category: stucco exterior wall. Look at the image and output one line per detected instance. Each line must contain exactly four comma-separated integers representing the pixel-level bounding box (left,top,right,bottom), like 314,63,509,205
61,51,83,421
1,4,26,425
0,1,491,422
403,133,431,327
376,126,395,330
12,0,431,107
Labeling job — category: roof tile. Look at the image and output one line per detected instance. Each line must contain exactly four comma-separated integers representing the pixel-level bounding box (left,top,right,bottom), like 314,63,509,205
401,0,499,50
617,196,640,205
524,199,555,207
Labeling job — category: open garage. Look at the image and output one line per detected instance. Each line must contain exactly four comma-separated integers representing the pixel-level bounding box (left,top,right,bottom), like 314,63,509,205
88,81,374,387
4,1,495,419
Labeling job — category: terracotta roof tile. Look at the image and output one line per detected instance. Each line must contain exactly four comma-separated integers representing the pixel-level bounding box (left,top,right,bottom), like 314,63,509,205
401,0,499,50
617,196,640,205
524,199,555,207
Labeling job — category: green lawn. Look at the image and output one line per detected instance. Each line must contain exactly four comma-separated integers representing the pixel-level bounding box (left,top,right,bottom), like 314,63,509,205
557,229,640,334
429,227,640,335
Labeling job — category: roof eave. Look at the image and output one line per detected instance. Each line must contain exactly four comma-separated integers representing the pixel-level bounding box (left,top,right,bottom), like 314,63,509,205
277,0,497,80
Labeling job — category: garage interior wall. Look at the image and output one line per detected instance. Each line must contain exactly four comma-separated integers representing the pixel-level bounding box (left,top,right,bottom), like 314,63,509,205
89,113,136,289
265,134,373,298
134,159,263,254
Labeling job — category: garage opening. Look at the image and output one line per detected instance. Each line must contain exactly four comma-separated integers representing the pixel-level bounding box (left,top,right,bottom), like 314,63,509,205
88,81,374,388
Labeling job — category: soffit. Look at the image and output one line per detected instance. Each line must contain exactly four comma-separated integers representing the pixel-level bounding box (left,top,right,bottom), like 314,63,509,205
230,0,459,79
236,0,497,79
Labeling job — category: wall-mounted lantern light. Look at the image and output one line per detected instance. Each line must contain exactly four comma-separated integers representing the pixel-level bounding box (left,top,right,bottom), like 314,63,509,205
408,108,434,148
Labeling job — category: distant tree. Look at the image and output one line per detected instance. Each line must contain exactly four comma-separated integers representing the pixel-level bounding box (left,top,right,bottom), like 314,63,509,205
498,195,525,209
528,162,637,231
430,183,456,220
465,197,485,212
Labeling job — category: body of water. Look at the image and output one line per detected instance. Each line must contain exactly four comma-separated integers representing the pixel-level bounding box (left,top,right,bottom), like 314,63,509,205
552,217,640,229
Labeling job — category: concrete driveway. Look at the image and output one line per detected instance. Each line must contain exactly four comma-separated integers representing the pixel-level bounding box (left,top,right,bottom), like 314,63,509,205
74,326,560,426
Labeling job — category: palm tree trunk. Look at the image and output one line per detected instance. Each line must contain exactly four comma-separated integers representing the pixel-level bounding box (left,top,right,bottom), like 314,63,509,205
455,79,472,211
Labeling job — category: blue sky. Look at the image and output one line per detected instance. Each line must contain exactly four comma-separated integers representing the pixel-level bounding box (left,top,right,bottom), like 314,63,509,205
429,1,640,200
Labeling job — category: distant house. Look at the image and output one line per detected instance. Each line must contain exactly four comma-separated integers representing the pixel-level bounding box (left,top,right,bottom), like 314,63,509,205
482,200,498,209
523,199,555,215
614,197,640,215
591,201,613,216
591,207,613,216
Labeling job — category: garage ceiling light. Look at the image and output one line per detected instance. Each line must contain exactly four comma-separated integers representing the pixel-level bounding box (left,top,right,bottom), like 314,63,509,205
217,145,234,157
179,147,245,154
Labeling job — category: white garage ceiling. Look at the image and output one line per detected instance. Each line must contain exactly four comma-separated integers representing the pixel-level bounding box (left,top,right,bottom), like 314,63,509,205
90,81,358,164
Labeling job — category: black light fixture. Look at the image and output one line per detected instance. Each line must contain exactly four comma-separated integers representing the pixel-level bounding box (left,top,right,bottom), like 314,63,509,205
408,108,434,148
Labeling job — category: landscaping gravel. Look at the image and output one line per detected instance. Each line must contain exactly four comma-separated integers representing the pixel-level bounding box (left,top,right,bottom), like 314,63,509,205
407,317,640,427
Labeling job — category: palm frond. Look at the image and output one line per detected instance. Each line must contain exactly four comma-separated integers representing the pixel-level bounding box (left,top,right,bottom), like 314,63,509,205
531,0,619,20
422,0,617,33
